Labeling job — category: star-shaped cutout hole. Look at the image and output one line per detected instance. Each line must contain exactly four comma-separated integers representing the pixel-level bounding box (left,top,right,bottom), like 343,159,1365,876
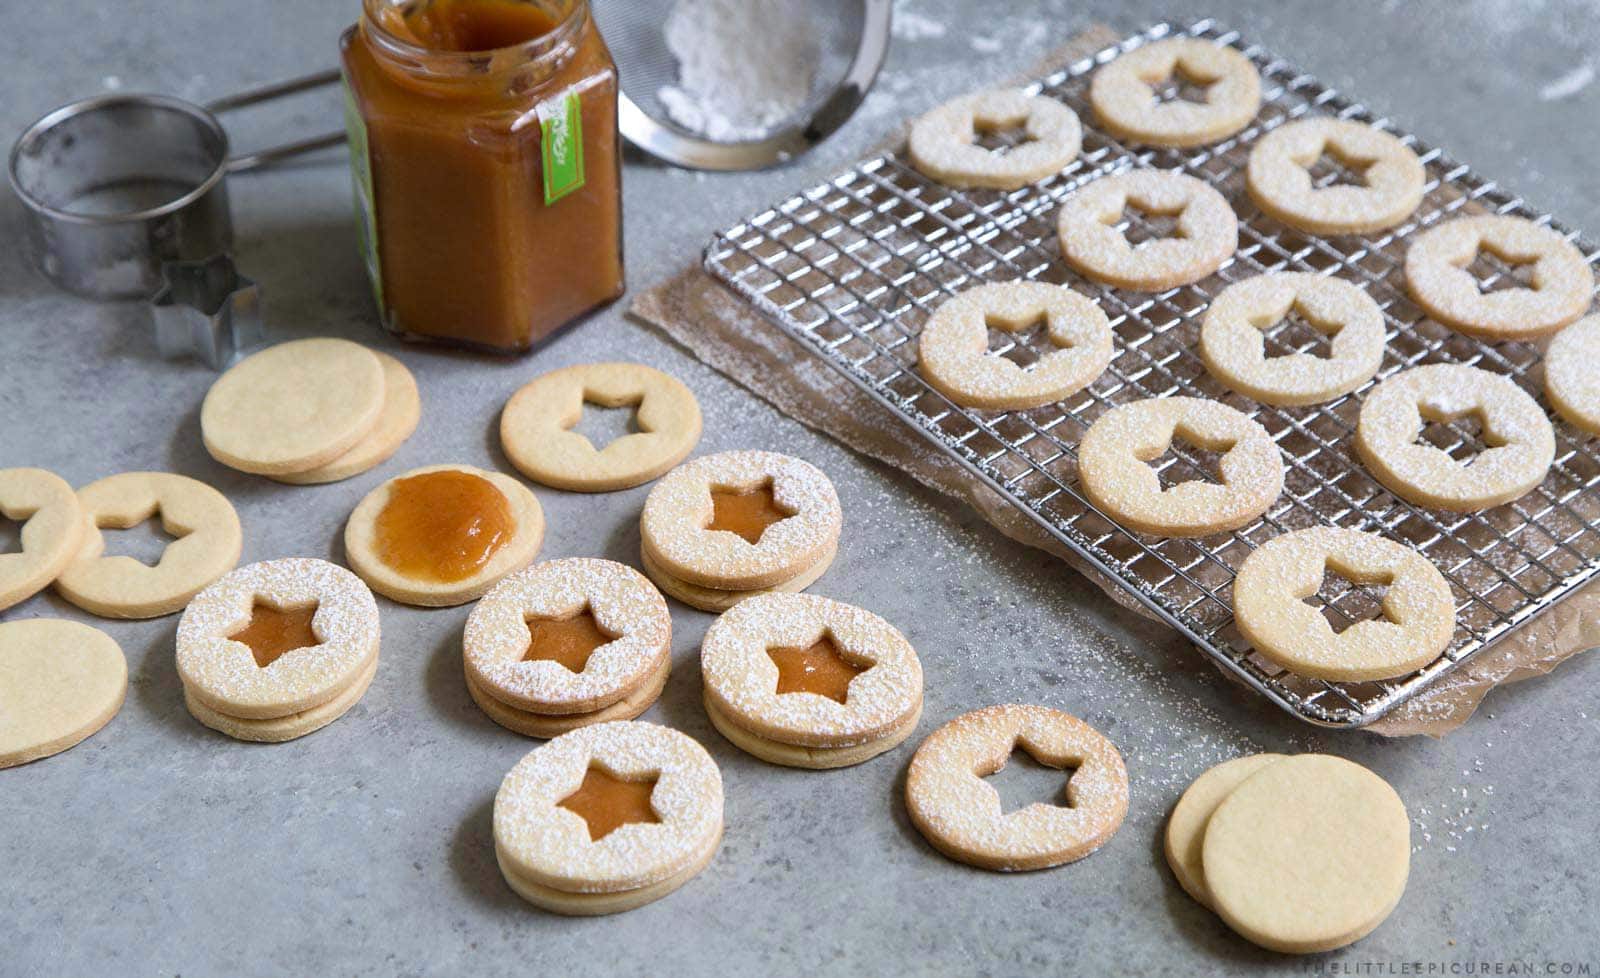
1108,201,1185,248
558,765,662,842
1145,432,1231,489
986,313,1053,370
766,630,866,704
100,505,187,567
229,598,322,669
523,604,617,674
565,396,644,452
1147,62,1215,106
1302,143,1375,190
1462,245,1538,295
706,479,797,545
0,513,24,556
971,116,1038,157
982,740,1077,813
1302,562,1395,635
1257,308,1337,360
1417,406,1496,467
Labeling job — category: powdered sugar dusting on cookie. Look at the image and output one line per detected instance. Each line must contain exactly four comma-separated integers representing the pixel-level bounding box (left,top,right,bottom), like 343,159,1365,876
701,592,922,747
907,90,1082,191
494,721,723,894
176,557,379,717
641,450,842,588
465,558,670,712
1056,168,1238,291
1404,215,1591,339
1246,117,1424,234
1545,314,1600,434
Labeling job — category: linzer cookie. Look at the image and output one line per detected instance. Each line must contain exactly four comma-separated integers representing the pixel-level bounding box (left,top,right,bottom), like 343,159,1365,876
905,704,1127,871
1246,118,1424,235
908,89,1082,191
176,557,380,742
0,619,127,769
463,558,672,738
1233,527,1455,682
1355,364,1554,511
344,464,545,607
1199,273,1386,406
640,539,837,613
0,467,84,611
700,593,923,769
1056,168,1238,291
493,720,724,915
55,472,242,619
917,280,1113,411
639,450,841,609
1090,37,1261,148
1405,216,1592,341
1077,397,1284,537
500,362,702,492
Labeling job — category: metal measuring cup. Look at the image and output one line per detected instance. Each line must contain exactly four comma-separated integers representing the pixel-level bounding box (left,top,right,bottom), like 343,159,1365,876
7,70,345,300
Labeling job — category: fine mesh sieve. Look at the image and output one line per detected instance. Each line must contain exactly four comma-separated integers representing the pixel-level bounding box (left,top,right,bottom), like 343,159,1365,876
591,0,891,170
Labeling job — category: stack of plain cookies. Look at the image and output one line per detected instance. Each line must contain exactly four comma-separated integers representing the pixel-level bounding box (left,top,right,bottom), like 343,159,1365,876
201,337,420,485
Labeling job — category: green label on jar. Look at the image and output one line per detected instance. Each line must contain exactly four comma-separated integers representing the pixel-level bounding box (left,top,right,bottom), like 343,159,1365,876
341,73,384,315
541,89,586,205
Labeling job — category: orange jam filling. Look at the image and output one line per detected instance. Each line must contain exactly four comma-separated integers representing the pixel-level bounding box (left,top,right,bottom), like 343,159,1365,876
558,766,661,842
381,0,560,53
766,634,864,704
373,470,515,584
523,606,614,673
230,601,321,668
707,482,794,545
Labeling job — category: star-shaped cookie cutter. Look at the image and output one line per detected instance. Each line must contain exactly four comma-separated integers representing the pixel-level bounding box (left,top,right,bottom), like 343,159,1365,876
149,254,263,370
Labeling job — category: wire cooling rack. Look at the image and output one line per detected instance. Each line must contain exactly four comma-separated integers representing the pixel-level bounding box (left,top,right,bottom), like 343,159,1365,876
701,20,1600,727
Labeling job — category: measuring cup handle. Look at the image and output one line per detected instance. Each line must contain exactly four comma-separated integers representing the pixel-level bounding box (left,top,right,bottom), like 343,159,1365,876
204,68,348,173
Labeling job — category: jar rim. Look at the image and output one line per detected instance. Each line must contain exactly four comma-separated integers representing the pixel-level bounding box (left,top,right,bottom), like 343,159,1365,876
360,0,587,80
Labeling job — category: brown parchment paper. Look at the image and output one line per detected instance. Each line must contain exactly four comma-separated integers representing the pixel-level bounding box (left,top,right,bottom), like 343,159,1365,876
630,26,1600,736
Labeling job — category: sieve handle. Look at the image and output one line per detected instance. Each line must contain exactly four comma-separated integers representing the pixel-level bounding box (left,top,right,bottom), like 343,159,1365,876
204,69,349,173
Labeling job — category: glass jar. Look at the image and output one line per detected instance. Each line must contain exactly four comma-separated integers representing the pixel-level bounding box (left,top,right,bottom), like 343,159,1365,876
340,0,624,354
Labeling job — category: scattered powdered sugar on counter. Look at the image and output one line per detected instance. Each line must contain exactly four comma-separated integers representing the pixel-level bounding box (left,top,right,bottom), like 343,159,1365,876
892,0,947,41
658,0,820,141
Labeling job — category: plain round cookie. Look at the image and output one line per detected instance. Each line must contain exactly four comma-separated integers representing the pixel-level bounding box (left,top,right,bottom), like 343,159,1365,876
55,472,243,619
501,363,703,492
917,280,1113,410
1355,364,1554,511
1090,38,1261,148
272,352,420,485
184,653,378,744
201,337,386,476
0,619,127,768
176,558,381,720
1057,168,1238,291
700,592,924,765
908,89,1082,191
1199,273,1386,406
494,721,723,912
1077,397,1285,537
464,558,671,715
905,704,1128,871
0,467,84,611
1234,527,1455,681
1203,754,1410,954
1545,314,1600,434
466,656,670,739
1247,118,1425,235
640,450,842,590
640,538,837,613
1163,753,1285,909
1405,216,1592,341
344,464,545,607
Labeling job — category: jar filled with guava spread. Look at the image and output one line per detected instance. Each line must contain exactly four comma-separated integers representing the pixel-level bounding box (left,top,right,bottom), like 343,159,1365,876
340,0,623,353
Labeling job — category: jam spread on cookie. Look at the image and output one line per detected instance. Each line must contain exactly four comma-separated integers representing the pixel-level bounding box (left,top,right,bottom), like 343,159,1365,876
766,633,864,704
373,470,515,583
707,481,795,545
523,606,615,673
558,766,661,841
230,601,321,668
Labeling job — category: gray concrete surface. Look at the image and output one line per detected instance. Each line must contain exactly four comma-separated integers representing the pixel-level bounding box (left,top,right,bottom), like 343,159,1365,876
3,1,1599,975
